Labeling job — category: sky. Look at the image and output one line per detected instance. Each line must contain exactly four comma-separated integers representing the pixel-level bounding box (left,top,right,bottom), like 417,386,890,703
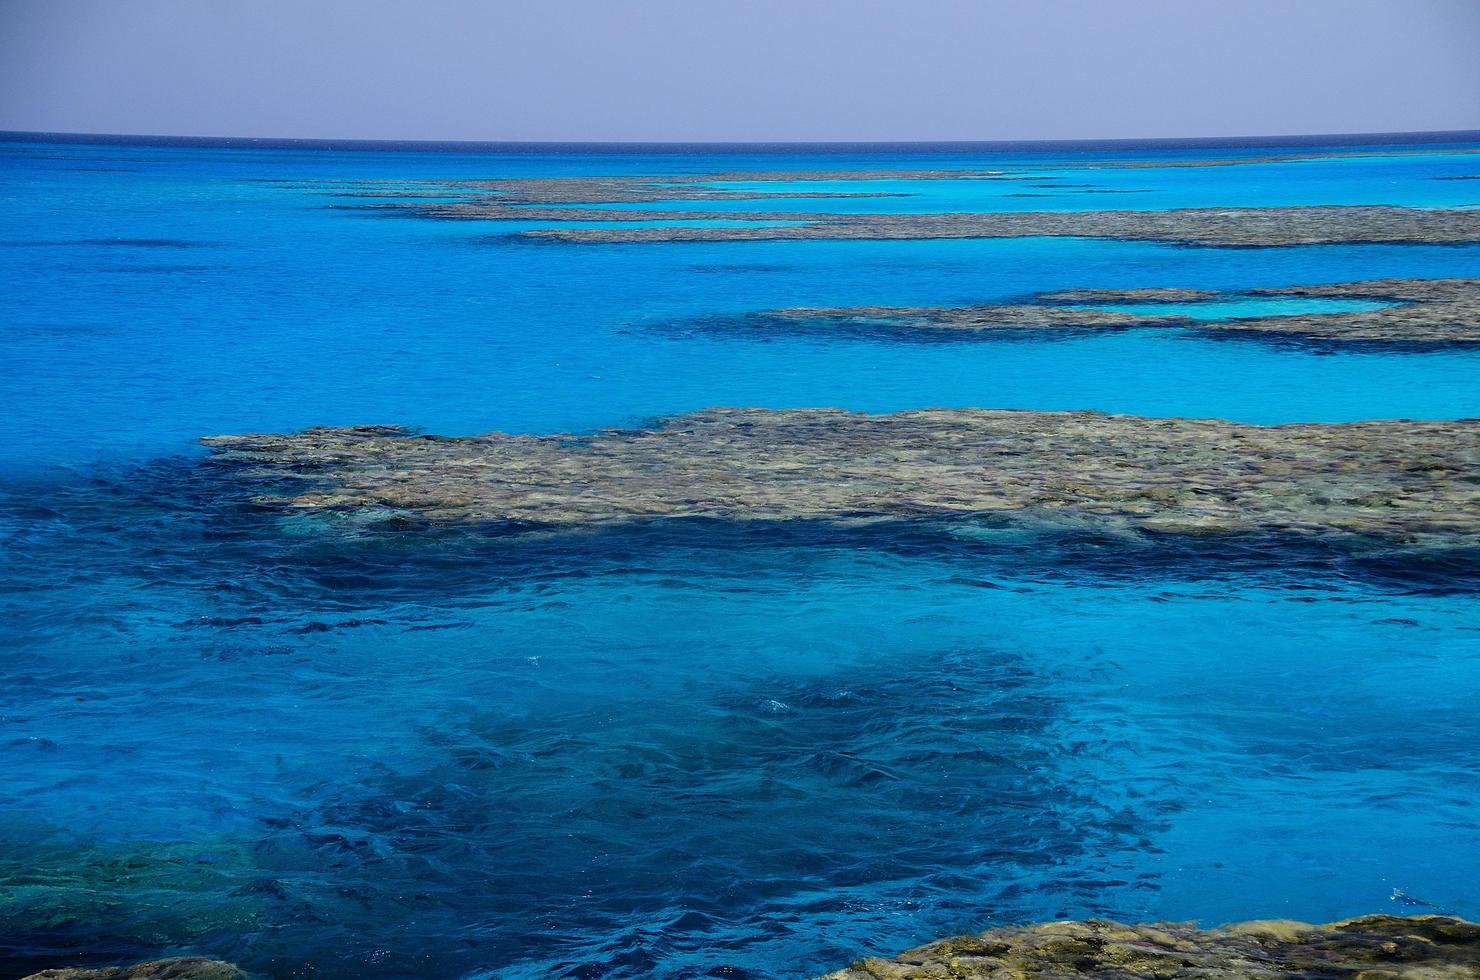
2,0,1478,143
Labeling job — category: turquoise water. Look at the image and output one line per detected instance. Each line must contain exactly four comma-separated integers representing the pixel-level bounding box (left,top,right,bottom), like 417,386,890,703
559,150,1480,215
3,134,1480,978
1073,296,1397,320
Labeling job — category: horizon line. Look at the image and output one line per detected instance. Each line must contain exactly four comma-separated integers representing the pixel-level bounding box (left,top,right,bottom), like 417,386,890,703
4,127,1480,154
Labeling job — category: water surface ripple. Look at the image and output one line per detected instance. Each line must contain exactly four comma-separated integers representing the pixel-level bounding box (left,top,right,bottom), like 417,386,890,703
2,134,1480,978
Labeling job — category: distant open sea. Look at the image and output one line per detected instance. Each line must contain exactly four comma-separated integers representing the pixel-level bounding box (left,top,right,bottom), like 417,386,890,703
3,131,1480,978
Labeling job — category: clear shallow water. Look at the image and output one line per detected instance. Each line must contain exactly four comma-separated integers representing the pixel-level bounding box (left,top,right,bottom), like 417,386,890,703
1073,297,1397,320
6,138,1480,474
3,134,1480,978
564,150,1480,215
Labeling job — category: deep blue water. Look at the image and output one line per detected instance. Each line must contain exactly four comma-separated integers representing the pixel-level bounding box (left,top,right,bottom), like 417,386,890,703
2,133,1480,978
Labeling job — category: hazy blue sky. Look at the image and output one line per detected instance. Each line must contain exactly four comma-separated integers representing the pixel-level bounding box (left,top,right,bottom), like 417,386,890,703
2,0,1478,142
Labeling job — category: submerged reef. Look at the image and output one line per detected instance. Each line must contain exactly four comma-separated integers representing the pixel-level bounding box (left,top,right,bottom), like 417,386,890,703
816,914,1480,979
516,205,1480,246
322,162,1480,248
762,277,1480,346
20,959,244,980
756,304,1187,339
1244,277,1480,344
1079,146,1480,169
21,917,1480,980
203,408,1480,547
328,148,1480,209
350,194,1480,248
324,168,1019,207
1037,287,1224,304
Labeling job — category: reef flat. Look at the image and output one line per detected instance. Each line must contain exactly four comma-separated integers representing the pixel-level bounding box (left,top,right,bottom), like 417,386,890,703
1037,287,1224,304
755,304,1186,337
21,959,244,980
462,169,1022,204
1075,146,1480,169
328,147,1480,210
762,277,1480,346
1246,277,1480,343
816,914,1480,979
202,409,1480,546
345,193,1480,248
312,157,1480,248
516,205,1480,246
321,161,1480,249
323,169,1020,207
330,171,1004,223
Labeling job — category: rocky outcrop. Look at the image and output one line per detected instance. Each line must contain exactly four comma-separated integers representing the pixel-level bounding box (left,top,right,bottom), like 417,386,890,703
815,914,1480,979
21,958,245,980
761,277,1480,346
202,409,1480,546
324,148,1480,212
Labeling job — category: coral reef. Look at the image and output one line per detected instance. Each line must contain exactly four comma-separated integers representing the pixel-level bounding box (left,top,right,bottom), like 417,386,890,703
763,277,1480,345
815,914,1480,979
203,408,1480,546
763,304,1184,335
1037,287,1224,304
322,161,1480,248
517,205,1480,246
21,958,244,980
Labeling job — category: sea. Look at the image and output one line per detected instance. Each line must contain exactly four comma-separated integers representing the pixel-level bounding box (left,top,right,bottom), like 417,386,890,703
2,131,1479,978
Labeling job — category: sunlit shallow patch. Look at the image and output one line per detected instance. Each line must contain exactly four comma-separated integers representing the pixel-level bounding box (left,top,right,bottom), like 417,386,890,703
725,277,1480,348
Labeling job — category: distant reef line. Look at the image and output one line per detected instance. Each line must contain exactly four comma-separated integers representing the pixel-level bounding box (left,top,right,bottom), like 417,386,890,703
299,144,1480,204
349,196,1480,248
292,159,1480,247
20,957,244,980
23,914,1480,978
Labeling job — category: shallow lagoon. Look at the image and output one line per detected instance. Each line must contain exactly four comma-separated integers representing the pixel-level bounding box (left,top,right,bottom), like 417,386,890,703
7,141,1480,473
1066,295,1397,320
571,150,1480,215
2,134,1480,978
